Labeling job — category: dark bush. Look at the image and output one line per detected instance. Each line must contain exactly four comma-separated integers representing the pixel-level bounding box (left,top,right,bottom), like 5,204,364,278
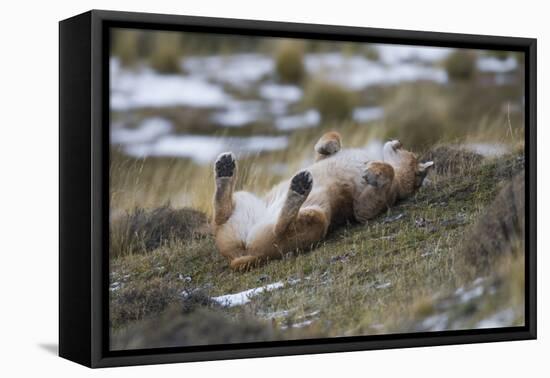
275,40,306,83
149,31,184,73
111,29,140,67
305,80,356,122
110,206,209,257
444,50,477,81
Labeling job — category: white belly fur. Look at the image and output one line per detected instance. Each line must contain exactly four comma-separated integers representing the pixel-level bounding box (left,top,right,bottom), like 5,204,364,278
229,148,374,243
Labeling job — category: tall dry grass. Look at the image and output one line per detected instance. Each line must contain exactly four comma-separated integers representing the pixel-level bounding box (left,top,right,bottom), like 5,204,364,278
109,123,384,219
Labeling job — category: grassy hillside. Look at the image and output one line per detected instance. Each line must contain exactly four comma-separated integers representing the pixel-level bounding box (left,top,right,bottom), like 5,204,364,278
110,147,525,350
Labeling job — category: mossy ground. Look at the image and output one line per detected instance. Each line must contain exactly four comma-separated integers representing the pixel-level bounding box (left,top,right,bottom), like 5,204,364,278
110,150,525,349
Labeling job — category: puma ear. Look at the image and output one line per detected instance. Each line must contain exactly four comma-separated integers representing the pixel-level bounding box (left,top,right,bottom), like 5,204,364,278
418,161,434,172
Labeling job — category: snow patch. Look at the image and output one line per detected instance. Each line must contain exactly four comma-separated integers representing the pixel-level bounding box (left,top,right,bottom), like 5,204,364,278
477,56,518,73
259,83,303,102
375,44,453,65
275,110,320,130
375,282,392,289
421,314,449,331
458,285,484,303
211,282,285,307
183,54,274,88
462,143,510,157
305,53,448,90
210,100,263,127
110,58,231,110
281,320,314,330
111,117,173,144
124,134,288,164
476,309,516,329
352,106,384,123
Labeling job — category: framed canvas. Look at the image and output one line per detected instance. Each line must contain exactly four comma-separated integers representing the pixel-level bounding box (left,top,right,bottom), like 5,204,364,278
59,9,537,368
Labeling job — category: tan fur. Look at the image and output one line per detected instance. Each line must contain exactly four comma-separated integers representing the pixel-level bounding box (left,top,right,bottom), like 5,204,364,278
212,133,433,270
354,161,396,222
213,176,235,226
314,131,342,161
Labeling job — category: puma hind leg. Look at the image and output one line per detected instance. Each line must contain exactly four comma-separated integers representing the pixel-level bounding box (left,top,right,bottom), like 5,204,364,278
283,206,329,252
354,161,396,222
233,206,330,271
314,131,342,161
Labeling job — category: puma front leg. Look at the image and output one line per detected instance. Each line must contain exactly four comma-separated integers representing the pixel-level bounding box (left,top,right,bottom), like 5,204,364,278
213,152,237,226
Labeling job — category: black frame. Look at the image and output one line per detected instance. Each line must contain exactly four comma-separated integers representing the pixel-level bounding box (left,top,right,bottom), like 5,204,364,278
59,9,537,368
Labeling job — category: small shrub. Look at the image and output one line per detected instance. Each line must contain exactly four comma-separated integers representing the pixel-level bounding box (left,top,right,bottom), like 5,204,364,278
149,31,184,73
275,40,306,83
110,206,209,257
364,45,380,61
305,80,356,122
444,50,477,81
485,50,511,60
112,29,140,67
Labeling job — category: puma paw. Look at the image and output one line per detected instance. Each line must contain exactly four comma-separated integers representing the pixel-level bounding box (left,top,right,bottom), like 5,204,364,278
315,132,342,156
215,152,236,178
290,170,313,196
363,161,394,188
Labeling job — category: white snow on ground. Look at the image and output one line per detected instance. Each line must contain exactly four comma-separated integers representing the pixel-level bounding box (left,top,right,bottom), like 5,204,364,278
278,309,321,329
275,110,320,130
109,282,122,292
123,134,289,164
110,58,231,110
111,49,510,115
305,53,448,90
352,106,384,123
477,56,518,73
259,83,303,102
183,53,274,88
111,117,173,144
211,282,285,307
268,100,289,116
421,314,449,331
209,278,302,308
375,44,453,65
456,284,484,303
280,320,314,330
462,142,511,157
375,282,392,289
476,308,516,329
210,100,264,127
263,309,292,319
